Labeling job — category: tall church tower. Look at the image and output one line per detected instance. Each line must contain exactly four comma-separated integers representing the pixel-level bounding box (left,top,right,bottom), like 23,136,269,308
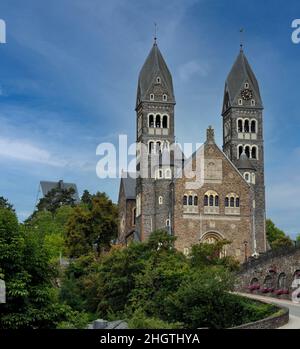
222,47,267,254
135,40,175,241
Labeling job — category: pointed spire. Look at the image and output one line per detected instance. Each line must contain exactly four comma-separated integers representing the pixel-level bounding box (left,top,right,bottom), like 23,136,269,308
136,41,175,107
223,47,263,110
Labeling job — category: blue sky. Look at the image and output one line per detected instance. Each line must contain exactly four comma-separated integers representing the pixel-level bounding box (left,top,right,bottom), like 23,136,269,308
0,0,299,237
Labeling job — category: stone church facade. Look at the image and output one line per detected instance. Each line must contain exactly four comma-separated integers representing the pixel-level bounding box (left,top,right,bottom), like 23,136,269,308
118,40,267,262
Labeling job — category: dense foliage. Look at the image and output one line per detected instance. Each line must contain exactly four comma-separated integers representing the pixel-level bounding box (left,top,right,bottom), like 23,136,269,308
266,219,294,250
60,230,276,329
36,187,76,214
0,191,279,329
0,206,85,329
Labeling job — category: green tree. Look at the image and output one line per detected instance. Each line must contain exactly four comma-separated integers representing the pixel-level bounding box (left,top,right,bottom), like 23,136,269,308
0,206,78,328
0,196,14,211
24,205,74,263
189,240,240,271
65,192,118,258
81,190,93,208
271,235,294,250
165,268,275,329
36,187,76,214
266,219,285,245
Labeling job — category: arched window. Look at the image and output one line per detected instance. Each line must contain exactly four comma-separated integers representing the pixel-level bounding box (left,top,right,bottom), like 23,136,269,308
204,195,208,206
165,169,171,179
278,273,287,289
238,145,243,158
149,114,154,128
156,77,161,83
215,195,219,207
166,219,171,227
250,277,259,286
155,114,161,128
162,115,168,128
158,196,163,205
225,197,229,207
251,99,255,106
244,172,250,182
194,196,198,206
251,146,257,159
238,119,243,132
188,195,193,206
226,194,240,209
149,141,154,153
163,94,167,101
156,141,161,153
183,195,188,205
251,120,256,133
244,120,249,133
150,93,154,101
245,145,250,158
294,270,300,279
264,275,273,289
132,208,136,225
205,191,219,208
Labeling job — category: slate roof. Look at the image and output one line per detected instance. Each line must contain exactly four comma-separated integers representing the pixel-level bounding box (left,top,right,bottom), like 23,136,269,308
40,180,80,202
136,41,175,106
121,174,136,200
237,152,256,171
225,48,262,107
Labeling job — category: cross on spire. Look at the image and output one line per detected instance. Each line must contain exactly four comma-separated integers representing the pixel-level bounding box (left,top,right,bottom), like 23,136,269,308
240,28,244,51
154,22,157,44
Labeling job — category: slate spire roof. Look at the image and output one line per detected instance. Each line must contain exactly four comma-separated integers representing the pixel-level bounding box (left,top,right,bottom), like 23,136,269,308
237,152,256,171
224,48,262,108
136,41,175,107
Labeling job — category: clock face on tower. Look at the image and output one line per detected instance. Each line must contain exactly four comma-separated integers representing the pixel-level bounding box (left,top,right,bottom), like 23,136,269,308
241,89,253,100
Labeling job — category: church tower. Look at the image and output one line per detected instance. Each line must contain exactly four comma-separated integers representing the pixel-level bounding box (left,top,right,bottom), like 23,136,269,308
222,47,267,254
135,40,176,241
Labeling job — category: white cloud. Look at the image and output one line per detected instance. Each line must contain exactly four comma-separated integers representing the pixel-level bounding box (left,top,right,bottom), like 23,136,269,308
0,137,65,167
178,60,210,81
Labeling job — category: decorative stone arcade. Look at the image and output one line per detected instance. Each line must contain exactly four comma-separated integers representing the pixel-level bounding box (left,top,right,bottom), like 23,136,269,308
235,246,300,301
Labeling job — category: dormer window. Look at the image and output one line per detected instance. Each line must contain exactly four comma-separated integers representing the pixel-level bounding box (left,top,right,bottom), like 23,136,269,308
150,94,154,101
156,77,161,83
163,94,167,101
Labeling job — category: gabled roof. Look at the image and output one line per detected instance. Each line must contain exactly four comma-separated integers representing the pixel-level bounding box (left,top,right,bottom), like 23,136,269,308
136,41,175,106
40,180,80,202
177,127,251,186
224,48,262,108
120,174,136,200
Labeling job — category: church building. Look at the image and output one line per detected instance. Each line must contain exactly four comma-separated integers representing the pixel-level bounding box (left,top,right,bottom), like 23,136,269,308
118,39,267,262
